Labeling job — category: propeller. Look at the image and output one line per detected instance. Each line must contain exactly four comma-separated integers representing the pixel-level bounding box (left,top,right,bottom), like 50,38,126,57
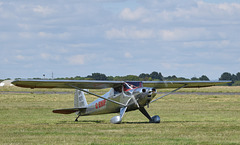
124,82,140,108
161,76,168,87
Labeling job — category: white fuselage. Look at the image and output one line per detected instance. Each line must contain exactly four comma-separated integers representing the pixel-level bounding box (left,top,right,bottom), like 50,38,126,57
79,87,157,116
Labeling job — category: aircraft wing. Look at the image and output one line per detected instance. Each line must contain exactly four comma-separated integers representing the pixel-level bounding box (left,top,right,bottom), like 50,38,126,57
12,80,231,89
142,80,231,89
12,80,124,89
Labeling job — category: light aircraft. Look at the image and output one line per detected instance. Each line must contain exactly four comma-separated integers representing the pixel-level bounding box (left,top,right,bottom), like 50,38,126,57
12,80,230,124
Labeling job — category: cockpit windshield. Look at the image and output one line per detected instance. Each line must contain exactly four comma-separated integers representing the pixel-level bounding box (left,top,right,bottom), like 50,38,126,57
123,81,142,91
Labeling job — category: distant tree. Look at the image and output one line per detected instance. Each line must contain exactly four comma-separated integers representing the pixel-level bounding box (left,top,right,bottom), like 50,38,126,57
219,72,232,81
69,77,75,80
87,73,107,80
139,73,153,81
85,77,94,80
231,74,237,81
146,77,153,81
165,75,177,81
33,78,41,80
158,72,164,81
139,73,150,79
177,77,190,81
191,77,199,80
199,75,209,81
172,75,177,80
150,71,163,80
113,76,123,81
107,76,114,81
237,72,240,81
124,75,139,81
74,76,84,80
150,71,158,80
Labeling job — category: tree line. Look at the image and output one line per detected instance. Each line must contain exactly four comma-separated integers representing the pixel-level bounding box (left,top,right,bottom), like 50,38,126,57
219,72,240,86
55,72,212,81
54,71,240,86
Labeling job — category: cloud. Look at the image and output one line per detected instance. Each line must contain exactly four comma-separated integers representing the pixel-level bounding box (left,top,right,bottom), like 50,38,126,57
159,28,214,41
33,5,55,16
119,7,147,21
69,43,99,48
18,32,32,39
124,52,132,58
183,40,230,49
1,0,240,79
105,27,154,39
171,1,240,23
160,62,195,71
40,53,60,61
67,54,96,65
38,32,71,39
16,55,25,60
67,55,85,65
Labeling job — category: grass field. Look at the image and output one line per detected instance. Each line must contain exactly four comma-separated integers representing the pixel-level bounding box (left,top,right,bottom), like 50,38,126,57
0,86,239,144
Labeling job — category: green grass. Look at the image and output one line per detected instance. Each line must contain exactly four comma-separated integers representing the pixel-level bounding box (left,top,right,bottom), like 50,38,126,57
0,86,240,144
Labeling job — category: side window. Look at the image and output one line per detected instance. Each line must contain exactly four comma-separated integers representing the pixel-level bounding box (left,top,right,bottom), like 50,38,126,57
114,86,122,94
123,82,142,91
123,83,131,91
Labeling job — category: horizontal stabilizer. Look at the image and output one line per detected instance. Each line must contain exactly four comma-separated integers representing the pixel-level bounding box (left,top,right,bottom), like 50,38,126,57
52,107,86,114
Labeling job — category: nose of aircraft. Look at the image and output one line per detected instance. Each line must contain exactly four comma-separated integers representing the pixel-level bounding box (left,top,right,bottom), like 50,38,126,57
134,87,157,97
138,87,156,94
131,87,157,107
147,88,157,97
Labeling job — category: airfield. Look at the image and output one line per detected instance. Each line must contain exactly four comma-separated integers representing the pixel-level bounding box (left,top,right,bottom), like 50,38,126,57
0,86,239,144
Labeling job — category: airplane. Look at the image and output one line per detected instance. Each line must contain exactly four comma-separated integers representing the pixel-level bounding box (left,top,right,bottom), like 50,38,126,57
12,80,231,124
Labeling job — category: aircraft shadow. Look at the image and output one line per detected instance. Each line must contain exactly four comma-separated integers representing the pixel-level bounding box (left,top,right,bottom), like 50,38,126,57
122,121,150,124
56,120,106,124
163,121,200,123
123,120,215,124
56,120,215,124
56,120,150,124
162,120,224,123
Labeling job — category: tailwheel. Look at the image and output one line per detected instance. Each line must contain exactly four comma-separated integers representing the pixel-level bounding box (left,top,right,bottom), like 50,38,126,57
75,114,80,122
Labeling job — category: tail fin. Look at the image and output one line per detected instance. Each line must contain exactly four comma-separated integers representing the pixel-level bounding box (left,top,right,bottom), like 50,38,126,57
74,89,88,108
52,89,88,114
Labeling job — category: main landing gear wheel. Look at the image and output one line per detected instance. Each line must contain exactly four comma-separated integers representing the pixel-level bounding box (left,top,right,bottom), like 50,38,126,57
149,115,160,123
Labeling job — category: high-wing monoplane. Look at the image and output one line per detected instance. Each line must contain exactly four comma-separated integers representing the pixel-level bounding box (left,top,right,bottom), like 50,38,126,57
12,80,230,124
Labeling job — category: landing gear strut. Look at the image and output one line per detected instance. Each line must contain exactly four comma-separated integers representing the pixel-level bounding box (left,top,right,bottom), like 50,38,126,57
139,107,160,123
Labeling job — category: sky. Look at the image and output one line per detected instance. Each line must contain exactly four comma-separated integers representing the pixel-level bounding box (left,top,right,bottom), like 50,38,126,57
0,0,240,80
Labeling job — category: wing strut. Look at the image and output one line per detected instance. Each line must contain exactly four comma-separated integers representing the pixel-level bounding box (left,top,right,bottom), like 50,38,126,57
150,84,187,103
67,84,126,107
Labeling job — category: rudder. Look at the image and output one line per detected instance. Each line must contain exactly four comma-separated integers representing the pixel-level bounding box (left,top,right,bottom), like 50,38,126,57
74,89,88,108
